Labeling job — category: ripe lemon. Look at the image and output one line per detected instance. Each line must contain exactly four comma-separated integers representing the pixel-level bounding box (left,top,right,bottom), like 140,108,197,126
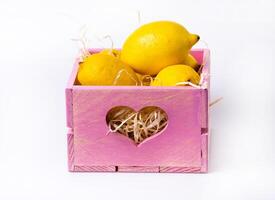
151,64,200,86
121,21,200,75
77,53,139,86
184,54,199,70
99,49,121,58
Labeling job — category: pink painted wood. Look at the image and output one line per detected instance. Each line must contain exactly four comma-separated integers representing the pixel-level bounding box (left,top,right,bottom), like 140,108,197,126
118,166,160,173
65,49,210,173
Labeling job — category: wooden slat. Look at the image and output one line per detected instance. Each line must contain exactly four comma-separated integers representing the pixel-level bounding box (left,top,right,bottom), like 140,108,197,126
117,166,160,173
65,88,73,128
201,134,208,173
67,131,74,171
159,167,201,173
73,166,116,172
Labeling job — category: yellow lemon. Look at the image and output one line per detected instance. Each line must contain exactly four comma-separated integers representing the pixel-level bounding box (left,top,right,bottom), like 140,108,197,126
151,64,200,86
77,53,139,86
184,54,199,70
121,21,200,75
99,49,121,58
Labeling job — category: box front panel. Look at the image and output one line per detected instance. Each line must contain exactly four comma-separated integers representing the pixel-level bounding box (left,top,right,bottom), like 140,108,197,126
72,87,203,168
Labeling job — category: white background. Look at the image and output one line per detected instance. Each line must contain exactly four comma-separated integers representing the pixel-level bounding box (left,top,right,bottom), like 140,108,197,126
0,0,274,199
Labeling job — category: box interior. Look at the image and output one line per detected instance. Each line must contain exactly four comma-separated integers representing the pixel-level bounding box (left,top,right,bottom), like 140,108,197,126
68,49,206,87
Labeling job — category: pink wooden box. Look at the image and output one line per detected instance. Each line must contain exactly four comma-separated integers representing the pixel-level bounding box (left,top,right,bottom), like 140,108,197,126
66,48,210,173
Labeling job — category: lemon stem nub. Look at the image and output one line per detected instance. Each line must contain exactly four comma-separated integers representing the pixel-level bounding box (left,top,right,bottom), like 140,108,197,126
189,34,200,46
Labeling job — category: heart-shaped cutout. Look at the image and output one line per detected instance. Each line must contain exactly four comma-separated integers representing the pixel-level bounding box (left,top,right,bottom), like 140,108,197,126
106,106,168,145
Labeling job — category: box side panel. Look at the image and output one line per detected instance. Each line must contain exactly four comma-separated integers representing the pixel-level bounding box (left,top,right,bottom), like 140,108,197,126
201,133,208,173
200,49,210,89
67,59,80,88
67,129,74,171
201,89,209,131
66,88,73,128
200,49,210,172
190,49,204,65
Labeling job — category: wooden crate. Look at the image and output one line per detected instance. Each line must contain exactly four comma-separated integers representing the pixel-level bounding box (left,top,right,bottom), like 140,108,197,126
66,49,210,173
